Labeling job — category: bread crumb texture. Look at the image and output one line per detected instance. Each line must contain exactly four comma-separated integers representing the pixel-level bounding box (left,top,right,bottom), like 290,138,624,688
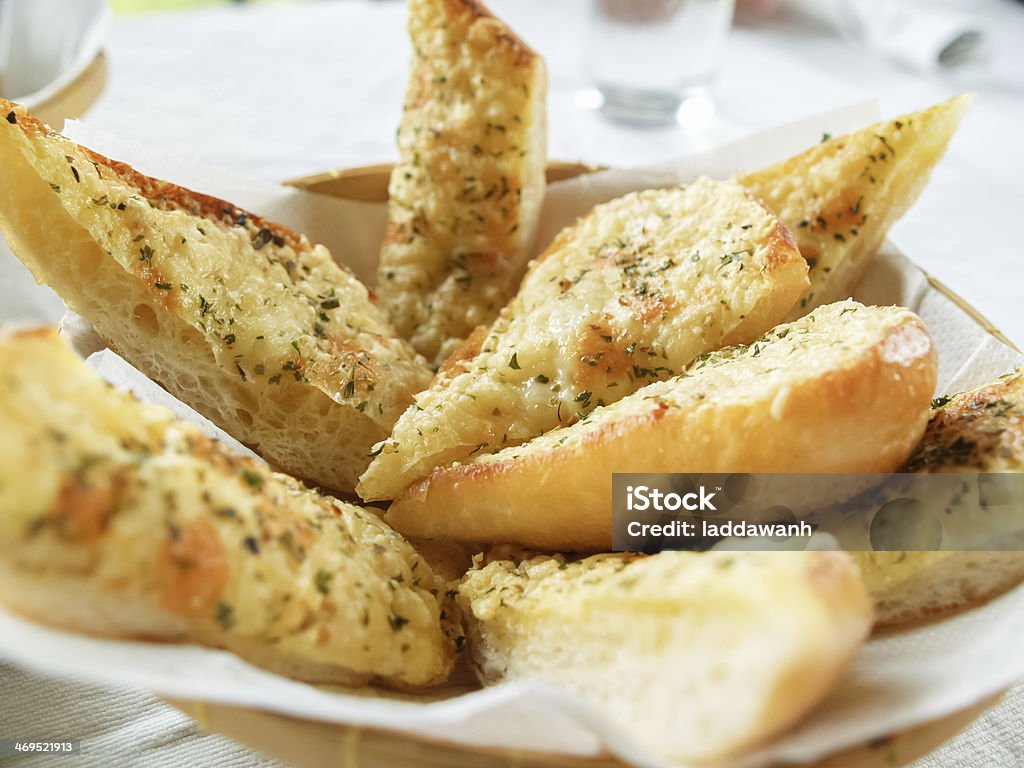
378,0,548,364
0,98,432,493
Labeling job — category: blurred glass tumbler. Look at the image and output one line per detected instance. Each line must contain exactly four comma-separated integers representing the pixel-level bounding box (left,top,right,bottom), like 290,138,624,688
585,0,735,126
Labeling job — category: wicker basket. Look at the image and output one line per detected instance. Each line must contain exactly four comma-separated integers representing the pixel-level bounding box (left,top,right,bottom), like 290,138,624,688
167,693,1001,768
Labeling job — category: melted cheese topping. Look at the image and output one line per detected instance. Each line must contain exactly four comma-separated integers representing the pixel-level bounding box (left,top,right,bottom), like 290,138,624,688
741,96,968,314
379,0,547,363
360,178,806,499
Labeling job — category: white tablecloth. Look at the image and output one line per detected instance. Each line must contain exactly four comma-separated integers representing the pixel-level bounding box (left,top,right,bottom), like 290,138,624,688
1,0,1023,765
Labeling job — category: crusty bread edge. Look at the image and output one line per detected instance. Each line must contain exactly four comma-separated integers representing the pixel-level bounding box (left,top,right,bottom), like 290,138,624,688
1,99,307,254
386,313,938,551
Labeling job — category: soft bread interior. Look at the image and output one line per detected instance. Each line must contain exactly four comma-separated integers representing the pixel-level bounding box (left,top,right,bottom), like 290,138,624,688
0,102,432,492
854,551,1024,625
853,370,1024,625
459,551,872,765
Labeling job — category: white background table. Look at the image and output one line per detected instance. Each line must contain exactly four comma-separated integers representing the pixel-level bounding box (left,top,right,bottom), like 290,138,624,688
2,0,1023,765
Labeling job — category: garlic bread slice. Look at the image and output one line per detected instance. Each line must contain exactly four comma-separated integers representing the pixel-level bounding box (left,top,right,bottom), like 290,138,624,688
741,95,969,315
0,327,457,687
852,369,1024,625
904,368,1024,474
378,0,547,364
386,301,937,551
360,177,808,500
458,550,871,765
0,99,432,493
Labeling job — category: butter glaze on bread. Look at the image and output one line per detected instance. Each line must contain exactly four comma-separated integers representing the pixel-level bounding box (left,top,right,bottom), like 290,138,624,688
0,99,431,493
458,550,872,765
742,96,969,316
360,178,807,500
378,0,547,364
0,327,456,687
386,301,937,551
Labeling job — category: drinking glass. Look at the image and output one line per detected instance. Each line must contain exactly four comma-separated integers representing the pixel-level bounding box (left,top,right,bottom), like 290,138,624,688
583,0,735,126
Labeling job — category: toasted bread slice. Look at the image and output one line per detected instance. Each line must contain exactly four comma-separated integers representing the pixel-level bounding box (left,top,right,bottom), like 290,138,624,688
0,327,456,687
741,96,969,316
385,301,937,551
378,0,547,364
458,550,871,765
360,178,808,500
852,369,1024,625
0,99,432,493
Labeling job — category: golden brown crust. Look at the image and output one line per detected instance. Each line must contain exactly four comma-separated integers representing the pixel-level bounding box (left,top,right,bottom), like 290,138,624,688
85,149,305,250
386,302,937,551
764,219,801,271
3,101,304,252
444,0,538,62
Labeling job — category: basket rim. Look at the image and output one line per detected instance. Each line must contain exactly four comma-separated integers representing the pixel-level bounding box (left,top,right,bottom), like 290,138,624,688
166,691,1005,768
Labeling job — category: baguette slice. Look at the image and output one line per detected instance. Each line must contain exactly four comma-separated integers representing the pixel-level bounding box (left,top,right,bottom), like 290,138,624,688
360,178,808,500
853,369,1024,625
386,301,937,551
378,0,547,364
458,550,872,765
0,99,432,493
741,96,969,316
0,327,457,688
